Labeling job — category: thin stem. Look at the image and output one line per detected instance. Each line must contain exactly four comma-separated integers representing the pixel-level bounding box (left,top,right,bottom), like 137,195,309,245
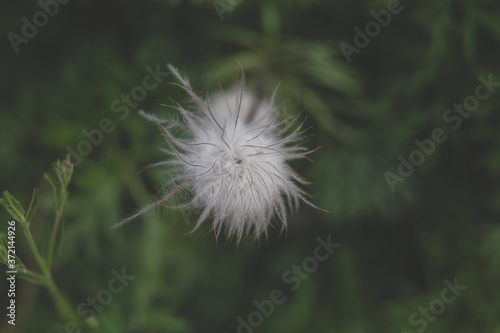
47,210,63,268
20,221,80,324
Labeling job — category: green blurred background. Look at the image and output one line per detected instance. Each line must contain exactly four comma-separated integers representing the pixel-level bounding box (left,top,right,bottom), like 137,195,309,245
1,0,500,332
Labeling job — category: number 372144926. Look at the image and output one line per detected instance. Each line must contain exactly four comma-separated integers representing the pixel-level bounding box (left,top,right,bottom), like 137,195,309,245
7,221,16,270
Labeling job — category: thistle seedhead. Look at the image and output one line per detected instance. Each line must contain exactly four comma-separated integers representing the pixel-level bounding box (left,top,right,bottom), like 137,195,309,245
115,65,321,242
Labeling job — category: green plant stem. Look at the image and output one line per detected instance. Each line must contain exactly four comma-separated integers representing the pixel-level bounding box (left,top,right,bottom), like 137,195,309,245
20,221,80,325
47,210,63,268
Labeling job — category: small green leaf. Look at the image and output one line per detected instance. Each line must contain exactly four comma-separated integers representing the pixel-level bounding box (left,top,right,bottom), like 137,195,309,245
0,232,25,270
12,252,25,271
54,155,73,191
2,191,25,222
25,188,39,224
55,159,64,184
44,173,61,201
44,172,58,191
16,270,46,286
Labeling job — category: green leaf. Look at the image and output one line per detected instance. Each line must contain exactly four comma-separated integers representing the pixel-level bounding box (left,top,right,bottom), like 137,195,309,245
11,252,25,271
55,154,74,191
44,173,61,202
44,172,58,191
2,191,25,222
25,188,39,224
16,270,46,286
0,232,25,270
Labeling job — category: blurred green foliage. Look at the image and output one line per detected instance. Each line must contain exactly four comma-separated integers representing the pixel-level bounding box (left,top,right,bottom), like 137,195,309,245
1,0,500,332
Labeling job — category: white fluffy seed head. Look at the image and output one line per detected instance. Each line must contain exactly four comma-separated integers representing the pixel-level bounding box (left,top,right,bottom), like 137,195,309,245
116,65,320,242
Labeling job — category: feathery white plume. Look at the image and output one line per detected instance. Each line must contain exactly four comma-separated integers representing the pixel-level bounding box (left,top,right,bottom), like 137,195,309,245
115,65,321,242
